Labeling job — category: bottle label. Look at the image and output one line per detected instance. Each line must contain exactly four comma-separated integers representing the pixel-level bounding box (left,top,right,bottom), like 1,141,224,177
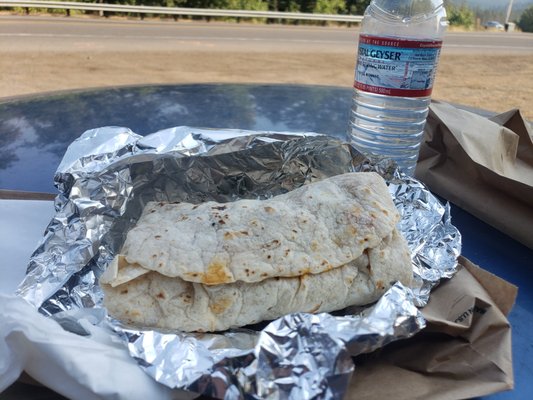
354,35,443,97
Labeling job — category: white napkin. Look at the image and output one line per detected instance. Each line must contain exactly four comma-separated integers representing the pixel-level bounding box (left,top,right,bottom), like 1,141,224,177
0,294,194,399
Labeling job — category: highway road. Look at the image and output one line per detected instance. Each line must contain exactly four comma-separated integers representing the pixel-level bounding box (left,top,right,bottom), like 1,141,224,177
1,15,533,54
1,15,531,117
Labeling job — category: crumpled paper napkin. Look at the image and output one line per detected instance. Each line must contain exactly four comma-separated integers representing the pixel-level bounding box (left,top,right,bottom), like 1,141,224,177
0,294,193,400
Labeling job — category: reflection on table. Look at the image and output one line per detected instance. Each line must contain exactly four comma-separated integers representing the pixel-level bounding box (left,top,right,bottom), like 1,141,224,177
0,84,351,193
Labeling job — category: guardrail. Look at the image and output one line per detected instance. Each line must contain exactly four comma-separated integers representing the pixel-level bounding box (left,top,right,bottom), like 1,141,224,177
0,0,364,22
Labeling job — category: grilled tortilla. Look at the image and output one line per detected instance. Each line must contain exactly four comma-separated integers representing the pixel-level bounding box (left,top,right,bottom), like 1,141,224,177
101,172,412,332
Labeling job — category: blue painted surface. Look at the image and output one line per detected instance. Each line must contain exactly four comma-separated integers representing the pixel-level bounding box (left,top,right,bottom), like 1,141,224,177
0,84,351,193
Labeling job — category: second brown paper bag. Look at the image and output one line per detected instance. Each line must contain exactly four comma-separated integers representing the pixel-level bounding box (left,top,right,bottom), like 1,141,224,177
416,102,533,249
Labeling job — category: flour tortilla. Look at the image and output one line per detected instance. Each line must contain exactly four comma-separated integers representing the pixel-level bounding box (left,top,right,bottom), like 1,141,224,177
102,229,412,332
114,172,400,285
101,172,413,332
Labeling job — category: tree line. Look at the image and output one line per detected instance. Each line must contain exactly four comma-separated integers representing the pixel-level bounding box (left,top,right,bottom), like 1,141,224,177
6,0,533,32
77,0,371,15
445,1,533,32
5,0,371,22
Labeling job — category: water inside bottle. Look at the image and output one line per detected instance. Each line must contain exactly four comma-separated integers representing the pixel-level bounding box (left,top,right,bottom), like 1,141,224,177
350,89,431,176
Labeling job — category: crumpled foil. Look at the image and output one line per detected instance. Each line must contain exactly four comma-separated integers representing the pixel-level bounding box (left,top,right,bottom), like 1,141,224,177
16,126,461,399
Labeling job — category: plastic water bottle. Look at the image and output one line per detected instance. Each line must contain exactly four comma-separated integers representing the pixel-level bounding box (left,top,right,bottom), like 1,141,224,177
349,0,447,176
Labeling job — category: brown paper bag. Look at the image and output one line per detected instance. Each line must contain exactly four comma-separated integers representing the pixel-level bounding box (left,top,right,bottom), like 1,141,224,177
347,256,516,399
416,102,533,249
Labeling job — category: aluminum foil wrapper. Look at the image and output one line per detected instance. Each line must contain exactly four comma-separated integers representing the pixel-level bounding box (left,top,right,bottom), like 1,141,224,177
16,126,461,399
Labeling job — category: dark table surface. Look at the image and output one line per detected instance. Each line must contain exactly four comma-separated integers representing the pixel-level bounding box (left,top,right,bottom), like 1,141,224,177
0,83,531,399
0,84,354,194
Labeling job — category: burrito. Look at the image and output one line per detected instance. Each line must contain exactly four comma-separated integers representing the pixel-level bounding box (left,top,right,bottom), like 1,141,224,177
100,172,412,332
